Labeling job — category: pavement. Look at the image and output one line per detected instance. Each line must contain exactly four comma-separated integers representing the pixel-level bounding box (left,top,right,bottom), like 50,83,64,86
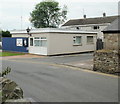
2,54,44,59
62,59,93,70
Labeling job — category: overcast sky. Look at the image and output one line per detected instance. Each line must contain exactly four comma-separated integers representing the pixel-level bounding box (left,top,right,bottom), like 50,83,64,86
0,0,119,30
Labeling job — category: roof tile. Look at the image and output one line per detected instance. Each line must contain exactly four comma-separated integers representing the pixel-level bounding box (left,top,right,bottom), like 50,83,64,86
62,16,118,26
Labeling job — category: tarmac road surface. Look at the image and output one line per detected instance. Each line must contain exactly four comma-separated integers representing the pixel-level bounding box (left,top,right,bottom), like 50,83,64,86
2,53,118,102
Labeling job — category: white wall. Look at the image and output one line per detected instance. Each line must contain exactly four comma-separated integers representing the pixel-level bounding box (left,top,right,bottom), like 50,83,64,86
12,32,97,56
62,24,110,40
28,33,49,55
47,33,97,55
12,34,29,37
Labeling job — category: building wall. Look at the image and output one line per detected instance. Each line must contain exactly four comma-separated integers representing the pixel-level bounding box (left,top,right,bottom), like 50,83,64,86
104,33,119,50
93,50,119,74
48,33,97,55
61,24,110,40
2,37,28,53
12,33,29,38
28,33,49,55
11,32,97,55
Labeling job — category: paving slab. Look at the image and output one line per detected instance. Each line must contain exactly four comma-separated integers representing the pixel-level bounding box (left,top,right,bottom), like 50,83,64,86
63,59,93,70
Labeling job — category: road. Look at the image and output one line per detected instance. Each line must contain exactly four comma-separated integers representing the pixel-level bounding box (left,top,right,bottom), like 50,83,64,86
2,53,118,102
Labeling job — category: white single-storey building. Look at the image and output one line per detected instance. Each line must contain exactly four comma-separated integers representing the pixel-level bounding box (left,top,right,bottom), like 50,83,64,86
11,28,97,55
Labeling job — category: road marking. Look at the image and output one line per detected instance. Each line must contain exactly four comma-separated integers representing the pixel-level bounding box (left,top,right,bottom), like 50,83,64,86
83,69,119,78
4,59,119,78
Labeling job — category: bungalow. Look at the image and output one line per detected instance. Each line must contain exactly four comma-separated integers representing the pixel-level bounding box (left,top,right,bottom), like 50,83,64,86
5,28,97,55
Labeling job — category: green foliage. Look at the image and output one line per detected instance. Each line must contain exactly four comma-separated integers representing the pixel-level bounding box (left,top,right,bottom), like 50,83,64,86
30,0,67,28
1,77,23,103
0,52,25,57
1,30,12,37
0,67,11,77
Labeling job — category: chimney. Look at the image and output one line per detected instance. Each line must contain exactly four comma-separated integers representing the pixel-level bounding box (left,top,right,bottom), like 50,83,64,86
83,15,86,19
103,13,106,17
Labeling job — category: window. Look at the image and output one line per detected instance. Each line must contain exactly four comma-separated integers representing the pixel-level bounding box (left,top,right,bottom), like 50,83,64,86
34,37,47,47
73,36,82,45
41,40,46,47
30,38,33,46
34,40,41,46
41,37,46,39
40,37,47,47
76,27,80,30
34,37,40,39
87,36,94,44
93,26,99,30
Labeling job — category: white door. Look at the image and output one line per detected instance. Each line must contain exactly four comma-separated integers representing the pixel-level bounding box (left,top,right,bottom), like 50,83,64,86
29,37,47,55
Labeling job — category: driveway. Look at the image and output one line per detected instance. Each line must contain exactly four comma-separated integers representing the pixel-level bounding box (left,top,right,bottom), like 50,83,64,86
2,53,119,102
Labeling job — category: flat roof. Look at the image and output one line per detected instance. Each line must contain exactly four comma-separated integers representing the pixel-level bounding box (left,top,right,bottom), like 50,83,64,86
11,28,97,34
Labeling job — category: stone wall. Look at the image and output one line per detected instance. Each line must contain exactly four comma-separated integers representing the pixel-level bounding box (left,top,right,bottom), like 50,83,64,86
104,33,119,51
0,77,24,103
93,50,119,74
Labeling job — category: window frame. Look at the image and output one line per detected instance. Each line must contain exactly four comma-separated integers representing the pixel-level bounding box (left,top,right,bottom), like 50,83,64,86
34,37,47,47
93,26,100,30
87,36,94,44
30,38,34,46
73,36,82,46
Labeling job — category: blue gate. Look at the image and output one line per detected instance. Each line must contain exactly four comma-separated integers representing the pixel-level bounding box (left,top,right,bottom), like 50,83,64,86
2,37,28,53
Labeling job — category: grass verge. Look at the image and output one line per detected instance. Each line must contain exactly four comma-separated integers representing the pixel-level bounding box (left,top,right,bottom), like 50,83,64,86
0,51,25,57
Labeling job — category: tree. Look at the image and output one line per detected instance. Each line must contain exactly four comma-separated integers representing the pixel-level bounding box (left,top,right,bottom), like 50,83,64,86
30,0,67,28
2,30,12,37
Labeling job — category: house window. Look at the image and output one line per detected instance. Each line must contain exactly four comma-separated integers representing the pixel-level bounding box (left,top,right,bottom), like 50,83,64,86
34,37,47,47
73,36,82,46
93,26,99,30
34,40,41,46
34,37,40,39
41,37,46,39
76,27,80,30
30,38,33,46
87,36,94,44
41,40,47,47
40,37,47,47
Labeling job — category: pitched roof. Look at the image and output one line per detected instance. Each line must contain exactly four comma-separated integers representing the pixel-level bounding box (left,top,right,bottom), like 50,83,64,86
103,16,120,33
62,16,118,26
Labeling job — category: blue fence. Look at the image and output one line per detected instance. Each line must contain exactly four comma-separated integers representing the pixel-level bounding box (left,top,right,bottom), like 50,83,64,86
2,37,28,53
